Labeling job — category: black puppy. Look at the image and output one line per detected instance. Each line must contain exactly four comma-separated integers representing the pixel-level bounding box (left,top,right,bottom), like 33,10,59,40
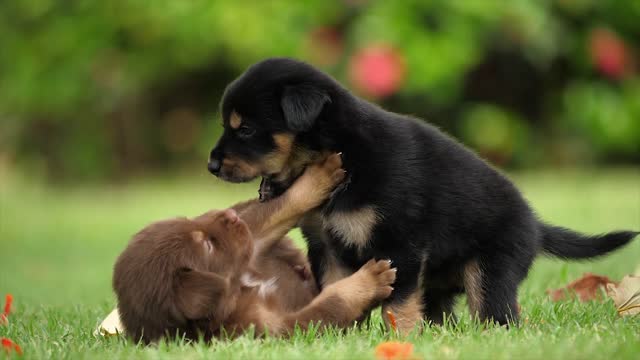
208,58,638,333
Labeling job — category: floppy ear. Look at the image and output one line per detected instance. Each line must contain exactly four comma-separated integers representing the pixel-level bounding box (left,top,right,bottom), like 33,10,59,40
175,269,229,319
281,84,330,132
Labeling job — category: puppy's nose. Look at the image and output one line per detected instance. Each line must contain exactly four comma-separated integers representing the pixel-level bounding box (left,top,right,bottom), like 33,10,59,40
208,158,221,175
222,209,239,224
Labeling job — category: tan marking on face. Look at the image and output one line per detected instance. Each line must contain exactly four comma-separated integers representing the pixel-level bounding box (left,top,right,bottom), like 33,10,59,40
322,206,380,253
382,290,424,335
463,259,483,319
261,133,295,176
229,111,242,129
221,157,260,179
273,133,294,151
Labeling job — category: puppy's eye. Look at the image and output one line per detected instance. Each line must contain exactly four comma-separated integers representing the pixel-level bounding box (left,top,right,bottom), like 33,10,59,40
237,125,255,138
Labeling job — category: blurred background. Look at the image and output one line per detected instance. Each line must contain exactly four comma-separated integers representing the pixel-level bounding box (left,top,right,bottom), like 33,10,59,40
1,0,639,181
0,0,638,307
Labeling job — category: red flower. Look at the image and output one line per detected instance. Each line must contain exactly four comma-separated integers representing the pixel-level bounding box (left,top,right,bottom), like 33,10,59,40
1,338,23,356
349,44,406,98
589,27,631,79
1,294,12,325
375,341,415,360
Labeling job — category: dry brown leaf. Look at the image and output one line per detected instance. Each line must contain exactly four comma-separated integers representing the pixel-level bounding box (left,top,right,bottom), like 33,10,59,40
606,275,640,317
547,273,616,302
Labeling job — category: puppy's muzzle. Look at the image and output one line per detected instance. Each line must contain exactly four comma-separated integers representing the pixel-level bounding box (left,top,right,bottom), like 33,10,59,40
208,147,223,175
208,158,222,175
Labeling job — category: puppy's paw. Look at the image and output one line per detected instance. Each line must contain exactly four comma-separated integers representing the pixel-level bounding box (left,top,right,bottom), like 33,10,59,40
325,153,347,188
288,153,345,210
358,259,397,301
323,152,345,177
305,152,345,188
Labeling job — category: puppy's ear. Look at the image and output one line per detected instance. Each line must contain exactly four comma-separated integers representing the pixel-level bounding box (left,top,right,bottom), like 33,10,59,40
175,269,229,319
281,84,330,132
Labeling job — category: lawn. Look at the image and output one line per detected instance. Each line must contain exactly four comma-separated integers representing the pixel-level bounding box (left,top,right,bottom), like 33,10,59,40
1,167,639,359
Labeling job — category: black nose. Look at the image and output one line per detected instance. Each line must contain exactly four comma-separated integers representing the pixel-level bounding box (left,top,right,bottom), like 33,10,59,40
208,158,221,175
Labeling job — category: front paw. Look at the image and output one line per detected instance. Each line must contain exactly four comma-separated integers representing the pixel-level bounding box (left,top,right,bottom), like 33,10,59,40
357,259,397,301
288,153,346,210
299,153,346,192
317,152,347,189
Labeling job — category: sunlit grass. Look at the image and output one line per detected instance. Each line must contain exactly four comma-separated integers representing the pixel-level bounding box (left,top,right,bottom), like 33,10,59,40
1,167,638,359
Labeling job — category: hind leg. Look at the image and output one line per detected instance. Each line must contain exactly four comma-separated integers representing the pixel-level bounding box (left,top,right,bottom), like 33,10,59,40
470,253,532,325
382,291,424,335
468,218,537,325
380,262,424,334
423,288,460,325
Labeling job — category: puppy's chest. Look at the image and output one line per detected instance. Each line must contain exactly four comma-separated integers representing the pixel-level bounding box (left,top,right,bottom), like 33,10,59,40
240,273,278,299
300,206,380,254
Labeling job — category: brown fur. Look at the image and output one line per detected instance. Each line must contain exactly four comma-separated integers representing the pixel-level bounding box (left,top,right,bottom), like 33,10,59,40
382,291,424,335
299,211,352,288
113,154,396,343
463,259,484,318
382,255,426,335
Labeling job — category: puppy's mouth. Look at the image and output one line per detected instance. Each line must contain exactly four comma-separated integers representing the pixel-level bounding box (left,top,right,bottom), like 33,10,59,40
258,174,298,202
217,172,257,184
211,157,263,183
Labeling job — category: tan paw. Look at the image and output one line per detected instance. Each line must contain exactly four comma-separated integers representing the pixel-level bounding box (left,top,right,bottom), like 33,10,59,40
322,152,346,184
288,153,346,210
358,259,397,301
306,152,346,189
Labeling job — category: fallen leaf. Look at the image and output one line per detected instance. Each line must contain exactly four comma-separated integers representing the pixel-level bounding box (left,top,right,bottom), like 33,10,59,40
606,275,640,316
386,310,397,332
375,342,415,360
95,308,124,336
547,273,615,302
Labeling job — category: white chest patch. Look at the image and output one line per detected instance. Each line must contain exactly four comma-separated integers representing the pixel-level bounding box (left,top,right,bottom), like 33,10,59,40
240,273,278,298
322,206,380,251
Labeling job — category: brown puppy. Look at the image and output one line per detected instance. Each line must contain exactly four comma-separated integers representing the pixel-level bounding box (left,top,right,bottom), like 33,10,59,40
193,207,317,312
113,154,396,343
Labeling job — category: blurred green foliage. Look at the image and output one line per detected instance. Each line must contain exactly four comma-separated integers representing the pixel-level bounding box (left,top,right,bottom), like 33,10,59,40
0,0,638,181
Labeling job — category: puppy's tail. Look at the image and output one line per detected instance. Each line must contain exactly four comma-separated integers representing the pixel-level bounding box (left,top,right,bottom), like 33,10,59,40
540,223,638,259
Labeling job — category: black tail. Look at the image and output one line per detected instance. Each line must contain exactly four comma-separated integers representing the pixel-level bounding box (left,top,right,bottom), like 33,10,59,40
540,223,638,259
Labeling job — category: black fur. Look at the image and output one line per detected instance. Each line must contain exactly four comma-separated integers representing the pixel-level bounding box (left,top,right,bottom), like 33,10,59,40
541,226,639,259
210,58,638,326
281,84,331,132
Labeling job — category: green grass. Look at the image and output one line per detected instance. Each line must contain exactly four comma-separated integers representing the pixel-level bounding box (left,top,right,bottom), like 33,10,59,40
1,167,639,359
